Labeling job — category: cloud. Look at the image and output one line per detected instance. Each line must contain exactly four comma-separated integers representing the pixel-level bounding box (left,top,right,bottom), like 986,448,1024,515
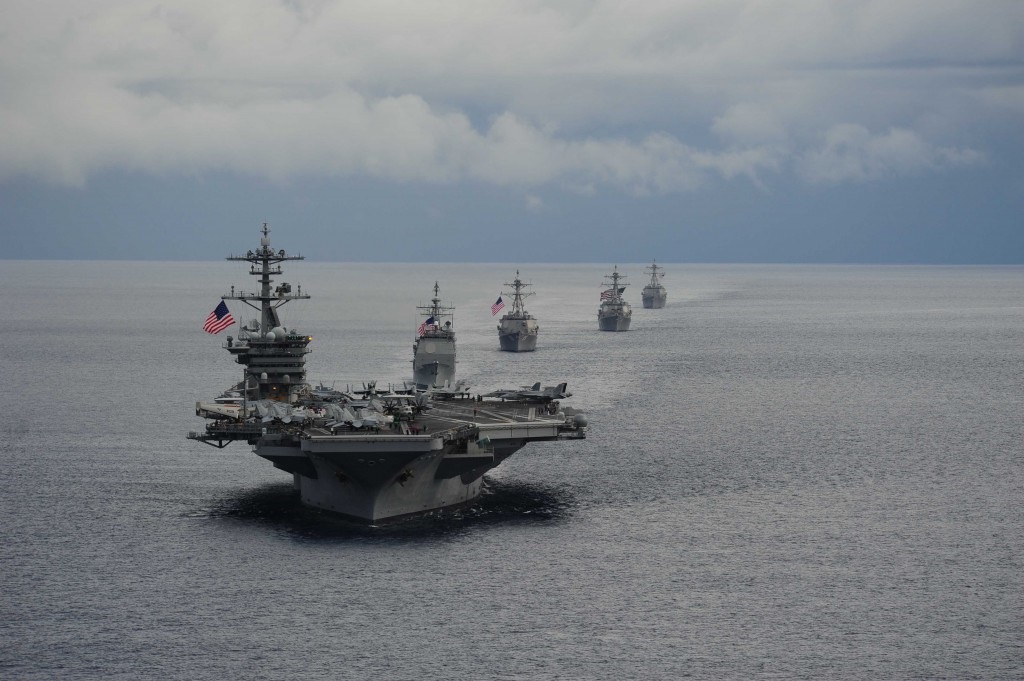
978,85,1024,115
712,104,788,145
0,0,1015,190
797,124,984,184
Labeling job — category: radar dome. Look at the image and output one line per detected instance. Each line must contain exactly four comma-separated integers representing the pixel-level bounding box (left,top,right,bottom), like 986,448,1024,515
573,414,589,428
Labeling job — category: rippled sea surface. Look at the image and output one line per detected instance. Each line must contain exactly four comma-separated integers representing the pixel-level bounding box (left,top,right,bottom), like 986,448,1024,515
2,260,1022,680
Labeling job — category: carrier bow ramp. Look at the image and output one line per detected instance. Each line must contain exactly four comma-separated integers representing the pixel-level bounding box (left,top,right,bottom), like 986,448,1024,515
188,225,588,523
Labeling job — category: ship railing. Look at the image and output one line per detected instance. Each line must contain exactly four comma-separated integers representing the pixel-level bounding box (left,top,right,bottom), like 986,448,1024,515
443,403,564,423
205,422,267,436
440,424,479,443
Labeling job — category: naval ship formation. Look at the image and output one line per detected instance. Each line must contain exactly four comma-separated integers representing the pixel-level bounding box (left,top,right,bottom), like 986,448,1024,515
188,226,587,524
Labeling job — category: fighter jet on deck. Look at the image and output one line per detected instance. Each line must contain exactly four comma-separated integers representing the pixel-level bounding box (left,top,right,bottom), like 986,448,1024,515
483,382,572,403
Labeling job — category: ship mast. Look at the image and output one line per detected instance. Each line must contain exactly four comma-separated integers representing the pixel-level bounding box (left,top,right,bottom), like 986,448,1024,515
417,281,455,336
602,266,628,303
503,270,534,318
646,259,664,288
224,223,310,330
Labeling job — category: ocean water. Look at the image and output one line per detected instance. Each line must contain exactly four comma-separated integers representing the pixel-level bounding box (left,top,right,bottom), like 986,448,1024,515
1,260,1022,680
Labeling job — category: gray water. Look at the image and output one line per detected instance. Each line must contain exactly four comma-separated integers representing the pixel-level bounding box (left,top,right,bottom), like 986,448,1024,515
1,260,1022,680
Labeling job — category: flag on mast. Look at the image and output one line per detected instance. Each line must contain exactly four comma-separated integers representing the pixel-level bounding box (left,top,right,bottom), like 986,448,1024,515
600,287,626,300
417,316,436,335
203,301,235,334
491,295,505,316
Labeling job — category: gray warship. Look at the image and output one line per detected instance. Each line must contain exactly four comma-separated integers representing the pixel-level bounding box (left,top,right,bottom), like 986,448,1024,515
496,270,539,352
412,282,456,389
641,259,667,309
188,226,587,523
598,266,632,331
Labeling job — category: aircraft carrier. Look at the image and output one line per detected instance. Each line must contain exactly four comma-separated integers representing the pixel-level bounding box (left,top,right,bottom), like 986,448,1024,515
188,226,587,523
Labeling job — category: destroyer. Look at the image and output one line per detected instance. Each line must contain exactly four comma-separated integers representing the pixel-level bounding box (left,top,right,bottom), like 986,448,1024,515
412,282,456,389
598,266,631,331
188,226,587,523
641,259,667,309
496,270,539,352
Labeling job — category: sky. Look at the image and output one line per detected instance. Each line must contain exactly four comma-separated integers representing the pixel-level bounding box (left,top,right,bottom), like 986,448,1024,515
1,0,1023,263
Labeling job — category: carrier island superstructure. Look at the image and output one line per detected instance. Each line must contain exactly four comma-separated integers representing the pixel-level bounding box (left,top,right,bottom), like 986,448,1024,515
188,226,587,523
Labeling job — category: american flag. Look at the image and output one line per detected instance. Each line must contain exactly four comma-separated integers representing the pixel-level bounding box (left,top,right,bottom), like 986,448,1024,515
417,315,436,335
600,286,625,300
491,295,505,316
203,300,235,334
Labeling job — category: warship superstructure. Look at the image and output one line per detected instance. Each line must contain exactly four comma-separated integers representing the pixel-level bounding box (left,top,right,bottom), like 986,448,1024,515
641,259,667,309
598,266,632,331
412,282,456,388
188,226,587,523
497,271,539,352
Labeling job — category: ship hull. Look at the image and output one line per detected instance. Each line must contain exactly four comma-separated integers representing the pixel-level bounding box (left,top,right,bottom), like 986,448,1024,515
641,288,667,308
412,335,456,387
297,452,488,522
259,440,506,523
598,313,631,331
498,331,538,352
253,413,577,523
497,316,539,352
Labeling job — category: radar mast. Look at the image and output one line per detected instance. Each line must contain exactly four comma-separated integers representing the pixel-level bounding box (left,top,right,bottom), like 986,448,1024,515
502,270,534,319
221,223,312,400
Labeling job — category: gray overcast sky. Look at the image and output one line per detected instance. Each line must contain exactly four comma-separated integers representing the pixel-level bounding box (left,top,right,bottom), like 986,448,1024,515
2,0,1022,262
